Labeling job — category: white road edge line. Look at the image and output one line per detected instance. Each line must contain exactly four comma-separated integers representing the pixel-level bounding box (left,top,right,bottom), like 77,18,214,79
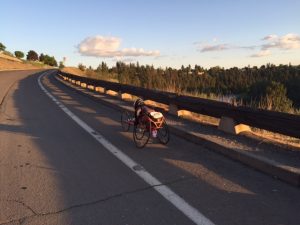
38,71,215,225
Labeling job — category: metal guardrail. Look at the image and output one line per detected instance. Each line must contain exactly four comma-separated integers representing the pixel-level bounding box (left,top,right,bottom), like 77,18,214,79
58,71,300,138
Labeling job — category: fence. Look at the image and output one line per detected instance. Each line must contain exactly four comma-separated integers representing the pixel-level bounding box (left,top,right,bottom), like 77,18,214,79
58,71,300,139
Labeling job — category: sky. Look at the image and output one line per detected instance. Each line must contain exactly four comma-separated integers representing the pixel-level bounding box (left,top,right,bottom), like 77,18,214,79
1,0,300,69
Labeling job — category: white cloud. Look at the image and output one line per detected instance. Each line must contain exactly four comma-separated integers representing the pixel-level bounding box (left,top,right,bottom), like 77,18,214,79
197,33,300,58
78,35,160,57
120,48,160,57
262,34,278,41
250,33,300,57
200,44,232,52
198,43,256,52
262,33,300,50
250,50,271,57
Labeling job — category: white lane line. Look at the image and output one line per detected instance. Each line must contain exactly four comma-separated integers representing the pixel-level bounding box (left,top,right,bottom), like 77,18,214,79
38,71,215,225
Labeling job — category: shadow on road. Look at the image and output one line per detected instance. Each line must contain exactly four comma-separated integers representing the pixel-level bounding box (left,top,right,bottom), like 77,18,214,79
7,71,300,225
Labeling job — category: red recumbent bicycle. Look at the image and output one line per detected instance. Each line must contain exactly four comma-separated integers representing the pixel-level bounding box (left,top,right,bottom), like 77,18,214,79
121,110,170,148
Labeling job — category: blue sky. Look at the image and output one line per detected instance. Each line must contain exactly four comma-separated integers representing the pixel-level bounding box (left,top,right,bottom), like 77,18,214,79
1,0,300,69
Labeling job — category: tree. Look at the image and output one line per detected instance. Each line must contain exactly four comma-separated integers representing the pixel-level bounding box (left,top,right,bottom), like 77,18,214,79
78,63,86,71
43,55,57,66
265,82,293,112
26,50,38,61
287,77,300,108
247,81,293,112
101,61,108,74
14,51,24,59
59,61,65,69
39,53,45,62
0,42,6,51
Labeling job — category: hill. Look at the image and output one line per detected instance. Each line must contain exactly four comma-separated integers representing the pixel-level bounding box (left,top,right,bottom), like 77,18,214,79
0,53,50,70
61,67,86,76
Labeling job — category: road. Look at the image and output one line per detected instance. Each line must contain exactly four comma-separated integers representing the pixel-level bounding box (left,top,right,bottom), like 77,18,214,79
0,70,300,225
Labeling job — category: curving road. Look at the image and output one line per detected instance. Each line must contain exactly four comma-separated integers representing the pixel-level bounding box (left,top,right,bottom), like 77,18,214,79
0,70,300,225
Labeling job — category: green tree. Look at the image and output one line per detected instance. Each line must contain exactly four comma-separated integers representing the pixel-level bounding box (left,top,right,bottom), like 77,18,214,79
14,51,24,59
39,53,45,62
265,82,293,112
247,81,293,112
59,61,65,69
287,77,300,108
100,61,109,74
43,55,57,66
26,50,38,61
78,63,86,71
0,42,6,51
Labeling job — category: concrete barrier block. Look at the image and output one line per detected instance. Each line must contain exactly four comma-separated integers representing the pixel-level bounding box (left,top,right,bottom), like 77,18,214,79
235,124,251,134
81,83,87,88
95,87,106,93
106,90,118,96
87,85,95,90
178,110,192,117
119,92,132,100
144,100,160,107
218,116,251,134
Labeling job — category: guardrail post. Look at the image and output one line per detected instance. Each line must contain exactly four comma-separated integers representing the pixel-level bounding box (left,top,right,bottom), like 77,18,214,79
218,116,251,134
95,87,106,93
87,85,95,90
62,76,67,81
118,91,132,100
178,110,192,117
105,90,118,96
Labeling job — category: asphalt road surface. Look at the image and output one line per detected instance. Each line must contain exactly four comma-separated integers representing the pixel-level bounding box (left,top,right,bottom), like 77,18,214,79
0,70,300,225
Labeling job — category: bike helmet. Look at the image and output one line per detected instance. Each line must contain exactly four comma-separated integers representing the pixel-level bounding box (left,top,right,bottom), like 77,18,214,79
133,98,144,109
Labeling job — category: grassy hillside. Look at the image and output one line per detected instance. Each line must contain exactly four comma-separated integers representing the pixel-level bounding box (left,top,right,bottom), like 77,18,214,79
0,53,50,70
61,67,85,76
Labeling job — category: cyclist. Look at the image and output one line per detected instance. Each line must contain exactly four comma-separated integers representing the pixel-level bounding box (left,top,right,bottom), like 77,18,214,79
133,98,153,125
133,98,163,122
133,98,165,138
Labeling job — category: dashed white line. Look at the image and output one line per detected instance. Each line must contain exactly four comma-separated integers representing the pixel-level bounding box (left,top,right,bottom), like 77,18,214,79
38,71,215,225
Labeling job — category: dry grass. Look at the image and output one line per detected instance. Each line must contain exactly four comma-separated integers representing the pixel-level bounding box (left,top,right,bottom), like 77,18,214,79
0,53,22,62
251,128,300,148
0,52,52,70
183,112,220,126
62,67,119,83
62,67,86,76
0,57,47,70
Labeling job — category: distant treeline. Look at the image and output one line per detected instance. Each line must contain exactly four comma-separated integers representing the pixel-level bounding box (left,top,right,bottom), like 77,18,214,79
81,62,300,114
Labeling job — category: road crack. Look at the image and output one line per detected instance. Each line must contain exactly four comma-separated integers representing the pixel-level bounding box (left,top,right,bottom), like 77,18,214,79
0,199,37,225
0,176,194,225
0,199,37,215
